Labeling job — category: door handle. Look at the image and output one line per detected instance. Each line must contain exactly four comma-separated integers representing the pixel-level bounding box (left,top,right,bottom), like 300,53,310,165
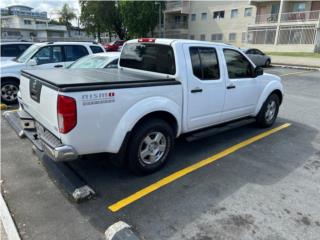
227,85,236,89
191,88,203,93
54,64,63,68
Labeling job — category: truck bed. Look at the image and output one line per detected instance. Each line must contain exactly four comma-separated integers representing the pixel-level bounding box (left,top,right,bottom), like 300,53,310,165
21,69,180,92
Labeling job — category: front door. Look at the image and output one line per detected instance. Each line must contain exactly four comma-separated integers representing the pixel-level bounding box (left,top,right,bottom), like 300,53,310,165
184,44,226,131
29,46,65,69
221,48,261,122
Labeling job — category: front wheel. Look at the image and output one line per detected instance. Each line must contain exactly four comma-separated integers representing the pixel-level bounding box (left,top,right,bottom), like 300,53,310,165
256,94,280,128
127,119,174,174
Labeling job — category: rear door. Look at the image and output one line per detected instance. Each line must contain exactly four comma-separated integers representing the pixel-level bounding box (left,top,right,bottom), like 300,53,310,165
221,48,261,121
63,45,89,67
183,44,226,131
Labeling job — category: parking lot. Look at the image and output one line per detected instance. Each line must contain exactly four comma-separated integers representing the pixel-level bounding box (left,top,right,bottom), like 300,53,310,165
1,67,320,240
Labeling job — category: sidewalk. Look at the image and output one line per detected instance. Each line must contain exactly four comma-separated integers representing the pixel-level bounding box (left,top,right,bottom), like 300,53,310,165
270,55,320,68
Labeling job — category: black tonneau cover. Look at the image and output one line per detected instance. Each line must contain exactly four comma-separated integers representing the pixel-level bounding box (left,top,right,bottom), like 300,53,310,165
21,68,179,92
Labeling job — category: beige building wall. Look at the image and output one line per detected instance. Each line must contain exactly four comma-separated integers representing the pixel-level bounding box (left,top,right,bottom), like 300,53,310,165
187,0,256,47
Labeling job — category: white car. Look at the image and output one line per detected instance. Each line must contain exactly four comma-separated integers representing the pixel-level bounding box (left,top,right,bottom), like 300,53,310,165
0,42,33,62
18,38,283,174
68,52,120,69
1,41,105,104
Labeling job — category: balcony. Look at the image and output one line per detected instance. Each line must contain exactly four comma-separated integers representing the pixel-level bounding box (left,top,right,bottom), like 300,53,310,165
165,21,188,29
165,0,189,14
253,10,320,25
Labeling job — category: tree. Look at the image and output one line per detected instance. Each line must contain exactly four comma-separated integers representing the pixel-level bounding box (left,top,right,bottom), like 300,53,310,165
58,3,76,37
119,1,163,38
79,0,126,41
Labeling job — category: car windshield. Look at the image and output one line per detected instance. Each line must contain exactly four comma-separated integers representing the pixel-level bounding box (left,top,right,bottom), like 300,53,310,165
16,44,41,63
68,55,110,69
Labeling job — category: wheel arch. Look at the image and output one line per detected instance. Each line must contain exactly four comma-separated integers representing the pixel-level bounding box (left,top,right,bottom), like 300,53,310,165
1,76,20,85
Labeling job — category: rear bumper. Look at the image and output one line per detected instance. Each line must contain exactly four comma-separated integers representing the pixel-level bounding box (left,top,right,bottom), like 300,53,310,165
42,143,78,162
16,103,79,162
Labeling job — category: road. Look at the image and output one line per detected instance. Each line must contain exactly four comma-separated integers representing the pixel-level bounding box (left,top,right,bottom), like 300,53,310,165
1,67,320,240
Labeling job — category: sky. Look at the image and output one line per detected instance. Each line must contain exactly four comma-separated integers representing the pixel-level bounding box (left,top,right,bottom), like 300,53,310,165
0,0,81,22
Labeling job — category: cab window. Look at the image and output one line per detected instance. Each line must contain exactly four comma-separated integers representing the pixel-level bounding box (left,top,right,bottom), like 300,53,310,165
32,46,63,65
90,46,104,53
223,49,253,79
190,47,220,80
64,45,88,61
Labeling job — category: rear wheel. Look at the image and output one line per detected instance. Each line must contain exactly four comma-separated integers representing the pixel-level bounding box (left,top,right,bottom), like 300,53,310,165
265,59,271,68
256,93,280,128
127,119,174,174
1,79,19,105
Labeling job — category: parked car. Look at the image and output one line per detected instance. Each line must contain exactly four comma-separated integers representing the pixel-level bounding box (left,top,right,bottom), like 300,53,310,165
104,40,126,52
68,52,120,69
18,38,283,174
1,41,105,104
0,42,33,62
241,48,271,67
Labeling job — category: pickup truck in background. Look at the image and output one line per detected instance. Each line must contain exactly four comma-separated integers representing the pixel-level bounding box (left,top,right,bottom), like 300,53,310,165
18,38,283,174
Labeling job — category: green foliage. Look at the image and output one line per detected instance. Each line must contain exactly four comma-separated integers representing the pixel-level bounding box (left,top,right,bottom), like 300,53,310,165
119,1,162,38
59,3,76,27
80,0,126,41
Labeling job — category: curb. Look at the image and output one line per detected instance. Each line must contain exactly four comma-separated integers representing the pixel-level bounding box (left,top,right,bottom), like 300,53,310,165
105,221,141,240
0,191,21,240
272,64,320,71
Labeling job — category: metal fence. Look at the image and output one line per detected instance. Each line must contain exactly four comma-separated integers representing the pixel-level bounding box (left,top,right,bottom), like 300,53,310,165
247,25,317,45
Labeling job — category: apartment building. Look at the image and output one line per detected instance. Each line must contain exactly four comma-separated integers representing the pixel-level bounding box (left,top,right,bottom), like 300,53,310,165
162,0,320,52
163,0,256,47
1,5,92,42
246,0,320,52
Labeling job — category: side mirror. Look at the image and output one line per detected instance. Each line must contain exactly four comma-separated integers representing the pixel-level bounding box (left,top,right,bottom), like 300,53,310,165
27,58,37,66
253,66,263,77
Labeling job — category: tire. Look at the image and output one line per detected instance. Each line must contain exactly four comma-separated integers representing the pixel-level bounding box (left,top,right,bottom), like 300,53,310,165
1,79,19,105
256,93,280,128
265,59,271,68
127,118,174,174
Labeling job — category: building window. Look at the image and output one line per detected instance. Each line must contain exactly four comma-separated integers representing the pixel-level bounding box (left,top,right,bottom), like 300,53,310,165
211,34,223,41
229,33,236,42
24,19,32,25
200,34,206,41
191,14,196,21
242,32,247,43
201,12,207,20
231,9,238,18
190,35,195,40
213,11,225,19
36,21,46,24
293,2,306,12
244,8,252,17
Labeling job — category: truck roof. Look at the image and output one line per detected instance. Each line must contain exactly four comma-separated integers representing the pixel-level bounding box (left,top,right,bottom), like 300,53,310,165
126,38,231,47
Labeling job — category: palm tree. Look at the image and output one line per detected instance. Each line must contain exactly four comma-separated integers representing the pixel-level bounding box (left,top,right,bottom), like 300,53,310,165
59,3,76,37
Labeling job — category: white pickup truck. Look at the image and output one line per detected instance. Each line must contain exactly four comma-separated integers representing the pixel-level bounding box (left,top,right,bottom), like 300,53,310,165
18,38,283,174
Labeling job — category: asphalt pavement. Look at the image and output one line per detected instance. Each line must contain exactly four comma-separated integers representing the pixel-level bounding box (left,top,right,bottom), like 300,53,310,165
1,67,320,240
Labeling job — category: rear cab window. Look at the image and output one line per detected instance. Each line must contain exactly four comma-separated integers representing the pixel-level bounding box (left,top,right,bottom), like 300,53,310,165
63,45,89,61
90,45,104,53
1,44,31,57
120,43,176,75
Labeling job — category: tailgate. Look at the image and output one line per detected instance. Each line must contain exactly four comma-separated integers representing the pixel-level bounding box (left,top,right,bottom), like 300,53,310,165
20,73,60,138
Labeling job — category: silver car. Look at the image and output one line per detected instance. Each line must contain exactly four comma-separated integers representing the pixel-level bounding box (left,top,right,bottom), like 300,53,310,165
241,48,271,68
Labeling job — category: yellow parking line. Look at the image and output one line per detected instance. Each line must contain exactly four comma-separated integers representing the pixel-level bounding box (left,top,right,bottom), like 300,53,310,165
279,70,313,77
108,123,291,212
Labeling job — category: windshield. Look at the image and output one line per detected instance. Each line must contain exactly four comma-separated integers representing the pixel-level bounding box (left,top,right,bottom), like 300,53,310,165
68,55,110,69
16,44,41,63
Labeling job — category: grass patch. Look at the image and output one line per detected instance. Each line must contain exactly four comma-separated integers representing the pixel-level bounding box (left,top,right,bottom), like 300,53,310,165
266,52,320,58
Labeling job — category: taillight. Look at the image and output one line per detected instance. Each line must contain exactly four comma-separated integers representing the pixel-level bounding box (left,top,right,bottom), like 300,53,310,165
138,38,155,42
57,95,77,134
